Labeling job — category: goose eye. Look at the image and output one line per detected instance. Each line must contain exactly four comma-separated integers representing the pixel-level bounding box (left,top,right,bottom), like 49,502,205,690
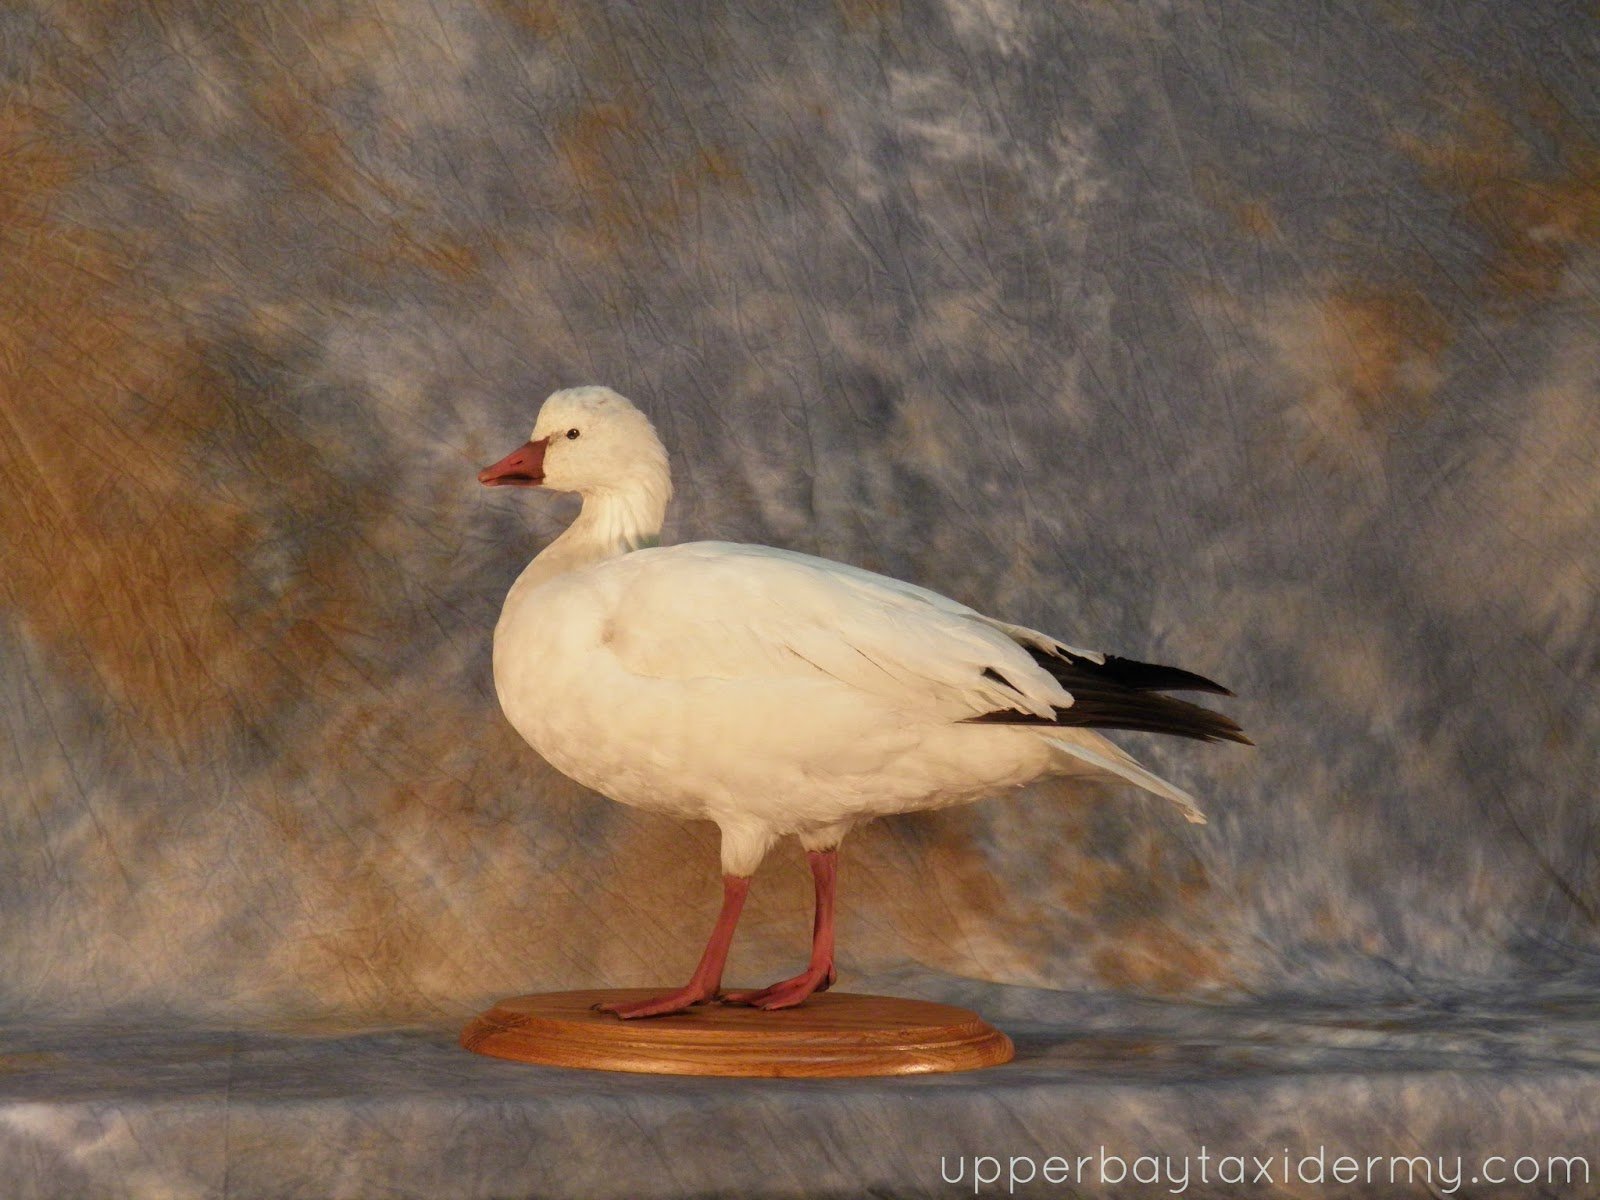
566,428,580,440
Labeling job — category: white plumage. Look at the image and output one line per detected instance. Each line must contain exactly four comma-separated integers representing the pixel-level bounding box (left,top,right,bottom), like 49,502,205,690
479,386,1246,1016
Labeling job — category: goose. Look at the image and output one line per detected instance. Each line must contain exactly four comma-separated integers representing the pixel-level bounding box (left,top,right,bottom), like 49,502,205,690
478,386,1249,1018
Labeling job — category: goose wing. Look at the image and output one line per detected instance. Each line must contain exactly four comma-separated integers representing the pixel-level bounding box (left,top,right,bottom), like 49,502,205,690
594,541,1072,723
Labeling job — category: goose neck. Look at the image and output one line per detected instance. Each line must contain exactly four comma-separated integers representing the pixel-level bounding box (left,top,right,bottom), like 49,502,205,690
516,478,669,593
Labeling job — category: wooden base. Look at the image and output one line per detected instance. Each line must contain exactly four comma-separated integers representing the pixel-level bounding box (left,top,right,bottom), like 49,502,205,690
460,989,1014,1077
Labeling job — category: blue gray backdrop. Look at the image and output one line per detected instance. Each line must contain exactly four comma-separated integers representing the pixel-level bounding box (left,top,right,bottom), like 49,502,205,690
2,0,1598,1195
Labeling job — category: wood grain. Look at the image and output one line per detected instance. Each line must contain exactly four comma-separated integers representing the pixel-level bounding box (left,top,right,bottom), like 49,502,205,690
460,990,1015,1077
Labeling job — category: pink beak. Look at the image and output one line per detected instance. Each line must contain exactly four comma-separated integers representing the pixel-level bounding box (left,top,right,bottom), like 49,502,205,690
478,438,548,487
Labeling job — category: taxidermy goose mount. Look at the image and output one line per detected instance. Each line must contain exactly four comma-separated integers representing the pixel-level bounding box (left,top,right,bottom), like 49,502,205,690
478,386,1249,1018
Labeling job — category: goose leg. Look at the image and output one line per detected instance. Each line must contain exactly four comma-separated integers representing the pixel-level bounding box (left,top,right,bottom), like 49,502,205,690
724,849,837,1010
597,874,751,1019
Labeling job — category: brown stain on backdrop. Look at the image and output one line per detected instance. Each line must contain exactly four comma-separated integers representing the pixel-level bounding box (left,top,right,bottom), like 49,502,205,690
1314,284,1450,426
833,0,903,32
535,7,750,259
234,5,413,211
5,15,520,1019
490,0,569,39
0,96,266,753
363,221,485,283
1399,83,1600,305
1210,71,1600,459
556,104,749,256
0,89,337,986
1193,167,1447,440
1192,166,1282,241
1086,843,1232,994
1271,72,1600,452
0,44,455,1014
234,4,499,289
902,809,1042,975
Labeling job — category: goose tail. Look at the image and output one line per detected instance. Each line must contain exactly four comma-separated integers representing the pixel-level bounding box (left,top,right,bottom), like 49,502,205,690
1043,735,1207,825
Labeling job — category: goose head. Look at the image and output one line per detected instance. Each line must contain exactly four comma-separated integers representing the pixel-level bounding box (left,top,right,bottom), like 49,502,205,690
478,385,671,501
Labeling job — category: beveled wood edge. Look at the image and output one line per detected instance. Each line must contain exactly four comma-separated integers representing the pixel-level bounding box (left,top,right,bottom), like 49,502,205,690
459,998,1016,1078
462,1017,1015,1076
466,1002,998,1046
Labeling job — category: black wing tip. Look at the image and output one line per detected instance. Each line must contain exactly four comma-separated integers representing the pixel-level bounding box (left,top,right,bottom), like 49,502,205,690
977,643,1250,742
973,652,1253,745
967,701,1253,745
1207,724,1254,747
1139,706,1254,746
1091,653,1236,696
1191,706,1252,746
1171,711,1253,746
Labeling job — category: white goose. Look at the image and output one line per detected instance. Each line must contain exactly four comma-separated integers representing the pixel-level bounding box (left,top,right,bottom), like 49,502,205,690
479,386,1248,1018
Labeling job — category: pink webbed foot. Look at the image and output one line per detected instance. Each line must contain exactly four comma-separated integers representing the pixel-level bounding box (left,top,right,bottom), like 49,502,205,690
596,873,753,1019
725,848,841,1010
723,964,837,1011
594,986,722,1020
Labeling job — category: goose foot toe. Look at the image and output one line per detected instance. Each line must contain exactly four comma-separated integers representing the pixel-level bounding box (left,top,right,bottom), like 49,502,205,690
595,987,720,1019
723,965,836,1011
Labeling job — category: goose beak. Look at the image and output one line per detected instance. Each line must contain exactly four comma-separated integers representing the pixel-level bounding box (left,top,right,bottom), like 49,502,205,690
478,438,548,487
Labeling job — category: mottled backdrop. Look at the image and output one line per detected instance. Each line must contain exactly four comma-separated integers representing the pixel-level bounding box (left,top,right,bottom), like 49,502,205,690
2,0,1598,1032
